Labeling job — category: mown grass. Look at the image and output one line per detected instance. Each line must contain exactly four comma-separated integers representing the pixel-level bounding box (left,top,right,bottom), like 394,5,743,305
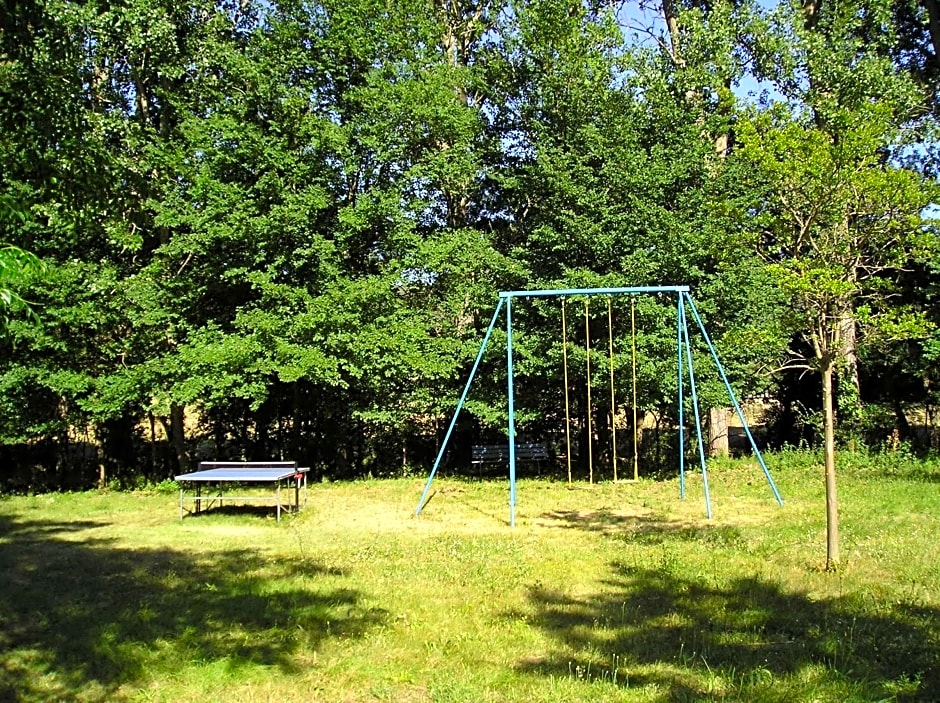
0,453,938,702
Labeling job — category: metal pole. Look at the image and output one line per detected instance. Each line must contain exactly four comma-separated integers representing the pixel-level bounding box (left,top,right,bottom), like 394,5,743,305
501,285,691,299
562,298,573,484
507,296,517,527
683,293,784,506
415,298,506,516
607,297,619,482
631,297,638,481
681,297,712,519
585,299,594,484
678,294,686,499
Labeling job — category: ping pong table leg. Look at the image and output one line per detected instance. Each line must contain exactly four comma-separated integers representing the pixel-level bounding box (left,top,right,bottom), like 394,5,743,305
276,482,281,521
294,475,300,512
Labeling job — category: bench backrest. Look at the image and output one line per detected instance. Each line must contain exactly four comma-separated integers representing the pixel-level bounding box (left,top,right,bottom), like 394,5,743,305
199,461,297,470
471,443,548,461
517,443,549,459
472,445,508,460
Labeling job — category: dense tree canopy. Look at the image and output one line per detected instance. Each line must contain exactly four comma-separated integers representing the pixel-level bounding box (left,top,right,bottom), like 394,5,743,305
1,0,937,535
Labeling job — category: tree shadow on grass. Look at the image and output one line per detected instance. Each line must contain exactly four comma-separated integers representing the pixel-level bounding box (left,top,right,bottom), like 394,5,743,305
888,466,940,484
0,514,385,702
537,508,750,548
540,508,647,534
515,562,940,702
184,503,302,520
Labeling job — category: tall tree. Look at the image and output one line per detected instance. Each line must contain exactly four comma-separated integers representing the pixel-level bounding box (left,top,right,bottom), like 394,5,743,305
736,0,937,568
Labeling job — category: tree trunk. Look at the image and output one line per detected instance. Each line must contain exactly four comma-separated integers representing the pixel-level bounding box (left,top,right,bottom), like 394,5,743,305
96,439,106,490
148,411,157,474
158,404,190,474
171,404,189,471
713,78,733,158
839,308,860,394
662,0,682,63
822,359,840,570
707,407,729,458
893,397,912,440
803,0,822,29
923,0,940,67
839,300,861,451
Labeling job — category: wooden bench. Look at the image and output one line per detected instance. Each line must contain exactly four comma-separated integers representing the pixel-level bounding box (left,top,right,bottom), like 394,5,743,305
471,443,550,471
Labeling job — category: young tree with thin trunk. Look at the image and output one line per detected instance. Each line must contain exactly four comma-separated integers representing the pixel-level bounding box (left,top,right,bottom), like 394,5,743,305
736,104,936,570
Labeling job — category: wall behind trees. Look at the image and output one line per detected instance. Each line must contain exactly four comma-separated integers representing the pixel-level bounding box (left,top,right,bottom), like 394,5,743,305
0,0,936,490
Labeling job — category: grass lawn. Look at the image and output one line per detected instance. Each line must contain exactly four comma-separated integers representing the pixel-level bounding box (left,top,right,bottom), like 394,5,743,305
1,453,938,702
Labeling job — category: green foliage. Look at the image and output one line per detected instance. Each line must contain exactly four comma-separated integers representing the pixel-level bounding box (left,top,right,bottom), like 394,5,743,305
0,244,42,320
733,12,938,376
0,195,45,325
1,0,938,486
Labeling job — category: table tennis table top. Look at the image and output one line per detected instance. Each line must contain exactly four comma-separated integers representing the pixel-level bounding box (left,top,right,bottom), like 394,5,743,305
175,463,309,483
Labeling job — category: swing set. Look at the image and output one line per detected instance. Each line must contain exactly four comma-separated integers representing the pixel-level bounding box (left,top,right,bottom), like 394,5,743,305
415,285,783,526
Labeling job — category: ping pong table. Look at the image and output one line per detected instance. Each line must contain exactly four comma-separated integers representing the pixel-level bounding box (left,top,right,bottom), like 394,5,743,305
175,461,309,521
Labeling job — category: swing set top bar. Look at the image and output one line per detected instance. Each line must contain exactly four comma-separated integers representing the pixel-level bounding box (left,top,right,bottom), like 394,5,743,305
499,285,690,299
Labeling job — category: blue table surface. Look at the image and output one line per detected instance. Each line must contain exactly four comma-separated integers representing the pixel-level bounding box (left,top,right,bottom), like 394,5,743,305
175,466,309,482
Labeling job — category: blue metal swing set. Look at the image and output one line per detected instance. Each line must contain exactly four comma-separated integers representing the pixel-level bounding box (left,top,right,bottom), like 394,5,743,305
415,285,784,526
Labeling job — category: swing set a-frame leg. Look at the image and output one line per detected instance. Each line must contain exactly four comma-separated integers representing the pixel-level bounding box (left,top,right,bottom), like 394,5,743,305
414,298,505,516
